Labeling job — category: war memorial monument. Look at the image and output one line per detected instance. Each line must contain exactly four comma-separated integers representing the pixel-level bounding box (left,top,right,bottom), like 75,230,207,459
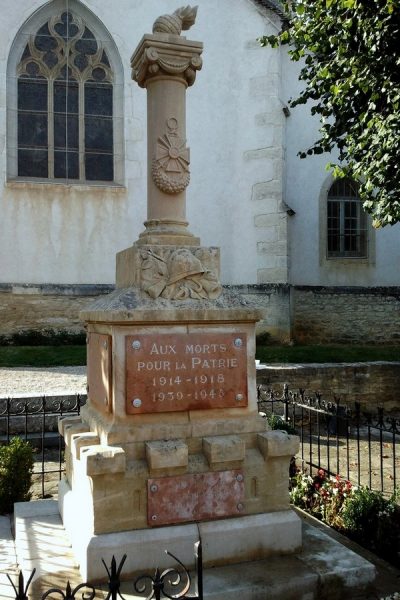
12,7,377,598
57,4,300,580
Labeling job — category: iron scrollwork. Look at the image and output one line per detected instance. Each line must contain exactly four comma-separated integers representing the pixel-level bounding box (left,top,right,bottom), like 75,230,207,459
5,543,202,600
41,581,96,600
134,550,191,600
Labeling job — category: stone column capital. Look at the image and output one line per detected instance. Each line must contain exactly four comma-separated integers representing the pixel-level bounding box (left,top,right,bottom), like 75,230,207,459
131,34,203,88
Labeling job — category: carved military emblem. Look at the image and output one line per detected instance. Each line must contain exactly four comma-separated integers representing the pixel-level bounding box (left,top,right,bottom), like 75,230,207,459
152,118,190,194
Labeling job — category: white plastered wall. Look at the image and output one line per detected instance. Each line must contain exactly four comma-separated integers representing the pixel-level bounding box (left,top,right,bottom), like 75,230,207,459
282,52,400,286
0,0,285,286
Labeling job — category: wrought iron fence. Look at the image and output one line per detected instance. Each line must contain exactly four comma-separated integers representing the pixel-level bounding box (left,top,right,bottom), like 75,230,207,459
2,387,399,500
0,393,86,498
6,541,203,600
257,384,400,496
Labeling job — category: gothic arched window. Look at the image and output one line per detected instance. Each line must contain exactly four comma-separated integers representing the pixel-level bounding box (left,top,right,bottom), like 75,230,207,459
8,2,123,184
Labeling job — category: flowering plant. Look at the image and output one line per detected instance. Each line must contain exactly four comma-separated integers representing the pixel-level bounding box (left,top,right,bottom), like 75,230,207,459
290,469,353,527
290,468,400,567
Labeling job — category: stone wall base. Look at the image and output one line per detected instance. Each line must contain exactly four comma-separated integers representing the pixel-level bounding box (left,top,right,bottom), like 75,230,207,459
0,284,113,342
257,362,400,412
292,286,400,345
1,283,399,345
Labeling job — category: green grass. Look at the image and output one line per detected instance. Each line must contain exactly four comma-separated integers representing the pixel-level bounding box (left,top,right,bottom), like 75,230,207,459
0,344,399,368
0,345,86,367
256,344,400,364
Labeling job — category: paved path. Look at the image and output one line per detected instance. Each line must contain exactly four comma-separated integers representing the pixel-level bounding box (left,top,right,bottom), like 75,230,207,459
0,366,87,396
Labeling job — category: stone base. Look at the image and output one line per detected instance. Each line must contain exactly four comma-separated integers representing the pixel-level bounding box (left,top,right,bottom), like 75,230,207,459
13,500,377,599
59,478,302,580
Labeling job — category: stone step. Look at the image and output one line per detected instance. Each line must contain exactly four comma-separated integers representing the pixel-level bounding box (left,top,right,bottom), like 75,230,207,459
11,500,377,600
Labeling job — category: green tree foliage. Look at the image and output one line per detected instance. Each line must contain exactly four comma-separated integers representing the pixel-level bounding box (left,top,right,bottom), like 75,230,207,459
0,438,34,514
259,0,400,227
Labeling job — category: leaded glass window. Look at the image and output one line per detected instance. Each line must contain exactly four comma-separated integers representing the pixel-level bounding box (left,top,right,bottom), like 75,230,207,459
16,11,114,182
327,179,368,258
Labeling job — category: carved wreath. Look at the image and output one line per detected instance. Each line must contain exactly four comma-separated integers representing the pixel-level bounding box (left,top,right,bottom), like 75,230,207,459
152,118,190,194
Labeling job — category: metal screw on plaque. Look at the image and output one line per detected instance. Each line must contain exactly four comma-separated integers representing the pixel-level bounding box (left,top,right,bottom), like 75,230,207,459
132,340,141,350
132,398,142,408
234,338,242,348
150,484,158,493
103,341,108,349
151,514,157,521
235,393,244,402
237,503,244,512
236,474,244,482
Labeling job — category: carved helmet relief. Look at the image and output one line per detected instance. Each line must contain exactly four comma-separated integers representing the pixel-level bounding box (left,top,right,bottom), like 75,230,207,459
140,247,222,300
152,118,190,194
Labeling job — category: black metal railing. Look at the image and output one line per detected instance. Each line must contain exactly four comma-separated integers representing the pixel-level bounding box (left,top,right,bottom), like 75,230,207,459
2,386,398,500
258,384,400,496
6,541,203,600
0,393,85,498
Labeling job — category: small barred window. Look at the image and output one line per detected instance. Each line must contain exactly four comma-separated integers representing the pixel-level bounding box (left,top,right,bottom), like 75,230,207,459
327,179,368,259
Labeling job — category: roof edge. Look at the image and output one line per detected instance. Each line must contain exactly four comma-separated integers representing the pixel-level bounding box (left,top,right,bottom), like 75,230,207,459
251,0,287,21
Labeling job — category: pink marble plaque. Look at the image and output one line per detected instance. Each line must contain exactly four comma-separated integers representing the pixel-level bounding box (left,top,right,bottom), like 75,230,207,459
147,470,245,526
126,333,248,414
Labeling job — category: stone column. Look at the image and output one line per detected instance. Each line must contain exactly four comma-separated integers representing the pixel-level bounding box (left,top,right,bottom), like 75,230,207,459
131,19,203,246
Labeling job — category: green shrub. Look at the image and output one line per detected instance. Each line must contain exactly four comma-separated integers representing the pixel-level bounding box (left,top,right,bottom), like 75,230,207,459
255,331,272,346
341,487,400,562
0,328,86,346
0,438,34,514
267,413,296,435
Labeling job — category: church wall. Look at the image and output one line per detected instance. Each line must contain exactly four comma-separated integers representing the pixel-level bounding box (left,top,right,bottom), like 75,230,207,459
0,0,285,290
1,1,398,345
282,53,400,288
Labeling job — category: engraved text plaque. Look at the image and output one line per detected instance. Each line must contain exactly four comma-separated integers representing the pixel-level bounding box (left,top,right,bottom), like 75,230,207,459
126,332,247,414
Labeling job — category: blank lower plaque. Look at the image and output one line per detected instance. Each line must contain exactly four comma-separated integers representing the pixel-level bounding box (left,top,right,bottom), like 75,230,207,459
126,332,248,414
147,470,245,526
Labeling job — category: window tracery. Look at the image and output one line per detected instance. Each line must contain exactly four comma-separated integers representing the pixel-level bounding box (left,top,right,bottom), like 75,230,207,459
16,10,114,182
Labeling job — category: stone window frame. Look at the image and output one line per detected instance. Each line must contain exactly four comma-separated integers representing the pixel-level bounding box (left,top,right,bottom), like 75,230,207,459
319,174,375,267
6,0,125,186
327,178,368,258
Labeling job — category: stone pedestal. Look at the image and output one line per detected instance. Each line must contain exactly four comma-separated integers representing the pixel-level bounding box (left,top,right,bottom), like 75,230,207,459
58,288,301,579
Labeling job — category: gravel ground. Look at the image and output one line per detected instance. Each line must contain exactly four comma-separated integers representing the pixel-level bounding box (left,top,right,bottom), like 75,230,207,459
0,366,87,396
